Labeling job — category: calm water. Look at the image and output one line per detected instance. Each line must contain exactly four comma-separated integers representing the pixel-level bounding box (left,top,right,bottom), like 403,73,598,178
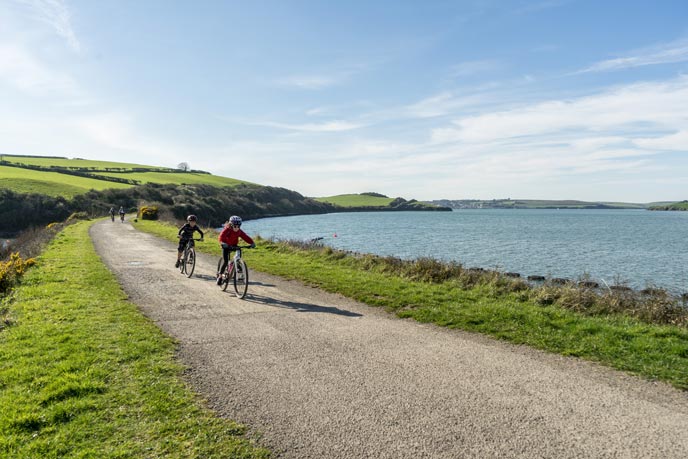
242,209,688,293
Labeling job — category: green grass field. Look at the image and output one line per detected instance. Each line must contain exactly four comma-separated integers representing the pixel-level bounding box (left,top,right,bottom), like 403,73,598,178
1,156,168,170
0,156,253,196
666,201,688,210
0,165,133,198
97,171,250,187
135,219,688,390
315,194,395,207
0,220,269,458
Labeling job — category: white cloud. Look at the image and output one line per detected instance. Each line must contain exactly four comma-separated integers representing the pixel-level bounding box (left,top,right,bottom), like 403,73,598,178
634,130,688,151
579,38,688,73
11,0,81,52
0,43,77,95
215,75,688,200
246,120,365,132
431,77,688,146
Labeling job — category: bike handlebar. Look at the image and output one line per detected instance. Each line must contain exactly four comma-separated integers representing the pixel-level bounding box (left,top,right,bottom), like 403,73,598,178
223,244,254,249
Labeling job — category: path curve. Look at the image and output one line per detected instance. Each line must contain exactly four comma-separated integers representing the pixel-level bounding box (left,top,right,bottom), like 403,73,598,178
90,220,688,458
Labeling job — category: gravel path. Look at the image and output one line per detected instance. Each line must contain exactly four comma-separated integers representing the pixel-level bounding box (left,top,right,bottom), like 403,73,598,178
90,220,688,458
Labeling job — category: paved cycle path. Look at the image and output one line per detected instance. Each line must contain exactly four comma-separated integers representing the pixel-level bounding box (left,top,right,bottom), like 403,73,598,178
90,220,688,458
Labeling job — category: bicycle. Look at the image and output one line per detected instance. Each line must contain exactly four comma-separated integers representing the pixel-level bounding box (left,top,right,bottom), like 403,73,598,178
216,245,252,299
119,213,125,223
179,237,203,277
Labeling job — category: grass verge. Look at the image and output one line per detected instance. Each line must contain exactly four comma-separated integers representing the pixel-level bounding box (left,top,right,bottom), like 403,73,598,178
0,220,269,458
135,219,688,390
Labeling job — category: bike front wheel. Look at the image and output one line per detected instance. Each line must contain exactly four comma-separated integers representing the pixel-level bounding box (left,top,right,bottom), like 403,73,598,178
233,259,249,299
222,261,234,291
179,252,186,274
185,248,196,277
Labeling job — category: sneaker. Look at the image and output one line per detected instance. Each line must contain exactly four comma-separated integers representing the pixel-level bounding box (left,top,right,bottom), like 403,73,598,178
216,276,223,285
175,260,180,268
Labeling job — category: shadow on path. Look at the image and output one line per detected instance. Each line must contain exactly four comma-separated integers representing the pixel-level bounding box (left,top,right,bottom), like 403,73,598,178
244,294,363,317
190,274,277,288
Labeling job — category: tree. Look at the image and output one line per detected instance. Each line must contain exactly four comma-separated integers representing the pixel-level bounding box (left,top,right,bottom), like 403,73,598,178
177,162,190,172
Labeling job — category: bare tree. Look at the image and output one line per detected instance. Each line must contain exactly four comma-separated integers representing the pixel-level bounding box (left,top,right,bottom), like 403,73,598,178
177,162,190,172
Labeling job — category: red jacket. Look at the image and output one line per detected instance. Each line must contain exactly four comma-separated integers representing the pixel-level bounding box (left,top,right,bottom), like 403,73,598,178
218,226,254,246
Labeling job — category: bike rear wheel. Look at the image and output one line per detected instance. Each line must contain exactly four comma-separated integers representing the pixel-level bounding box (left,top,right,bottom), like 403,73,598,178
233,259,249,299
185,248,196,277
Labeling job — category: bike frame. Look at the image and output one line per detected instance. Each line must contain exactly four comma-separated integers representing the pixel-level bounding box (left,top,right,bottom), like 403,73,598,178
218,245,252,298
179,238,202,276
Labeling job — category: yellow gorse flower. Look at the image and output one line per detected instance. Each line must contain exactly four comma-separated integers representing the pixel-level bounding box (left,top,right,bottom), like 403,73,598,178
0,252,35,295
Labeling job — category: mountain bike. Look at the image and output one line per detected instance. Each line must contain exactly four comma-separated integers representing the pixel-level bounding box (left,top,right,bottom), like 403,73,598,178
179,238,203,278
120,212,125,223
216,245,252,299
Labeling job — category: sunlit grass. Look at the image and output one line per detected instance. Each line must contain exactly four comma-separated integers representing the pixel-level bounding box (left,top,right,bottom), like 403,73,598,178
314,193,394,207
97,171,251,187
1,156,164,170
0,220,269,458
0,166,132,197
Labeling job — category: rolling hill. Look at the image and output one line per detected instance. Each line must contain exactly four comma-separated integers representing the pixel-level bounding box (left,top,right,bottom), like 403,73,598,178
0,155,449,235
0,155,250,197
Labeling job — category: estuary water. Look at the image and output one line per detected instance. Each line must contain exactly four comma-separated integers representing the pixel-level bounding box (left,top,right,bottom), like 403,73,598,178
242,209,688,293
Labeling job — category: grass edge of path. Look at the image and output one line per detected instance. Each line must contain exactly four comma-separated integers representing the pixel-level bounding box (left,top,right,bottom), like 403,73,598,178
0,219,270,458
134,219,688,391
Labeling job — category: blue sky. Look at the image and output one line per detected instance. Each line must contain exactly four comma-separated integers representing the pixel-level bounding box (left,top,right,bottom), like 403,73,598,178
1,0,687,202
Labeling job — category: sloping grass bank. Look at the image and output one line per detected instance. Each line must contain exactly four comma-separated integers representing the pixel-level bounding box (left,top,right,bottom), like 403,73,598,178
135,219,688,390
0,220,269,458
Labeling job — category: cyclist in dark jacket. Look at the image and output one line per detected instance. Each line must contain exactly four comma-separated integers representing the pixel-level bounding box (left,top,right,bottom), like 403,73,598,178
176,215,204,267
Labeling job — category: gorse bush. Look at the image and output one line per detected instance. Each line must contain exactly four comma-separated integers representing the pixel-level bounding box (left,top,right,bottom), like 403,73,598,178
0,252,35,296
139,205,159,220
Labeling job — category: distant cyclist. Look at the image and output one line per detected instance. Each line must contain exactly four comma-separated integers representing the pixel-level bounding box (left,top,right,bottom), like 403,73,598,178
217,215,255,284
176,215,204,268
109,207,115,222
118,206,125,222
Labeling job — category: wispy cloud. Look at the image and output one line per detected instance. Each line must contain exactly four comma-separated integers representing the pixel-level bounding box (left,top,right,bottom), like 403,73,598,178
0,43,77,95
11,0,81,52
579,38,688,73
450,59,501,77
431,76,688,146
247,119,365,132
397,75,688,197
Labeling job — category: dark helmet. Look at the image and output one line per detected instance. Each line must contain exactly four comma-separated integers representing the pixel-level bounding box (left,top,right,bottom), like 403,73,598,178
229,215,242,227
187,215,197,222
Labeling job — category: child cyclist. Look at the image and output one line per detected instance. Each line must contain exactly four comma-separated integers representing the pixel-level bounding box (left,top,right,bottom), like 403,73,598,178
176,215,204,268
217,215,255,284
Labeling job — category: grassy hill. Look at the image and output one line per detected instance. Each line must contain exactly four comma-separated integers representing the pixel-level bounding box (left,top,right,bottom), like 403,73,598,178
0,155,162,170
0,155,250,197
316,193,450,211
315,193,394,207
0,165,132,198
649,200,688,211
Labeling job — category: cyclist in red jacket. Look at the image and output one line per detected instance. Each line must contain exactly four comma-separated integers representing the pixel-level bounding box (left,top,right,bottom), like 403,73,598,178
217,215,255,284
